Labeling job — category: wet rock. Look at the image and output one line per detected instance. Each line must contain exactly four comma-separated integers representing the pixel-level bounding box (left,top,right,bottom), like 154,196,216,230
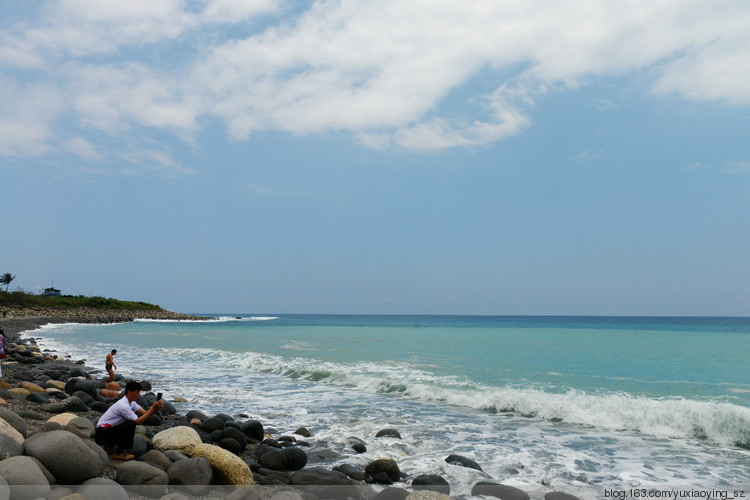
280,446,308,471
412,474,450,495
375,428,402,439
333,464,368,481
366,459,401,482
445,454,482,471
471,482,530,500
240,420,264,441
259,450,288,471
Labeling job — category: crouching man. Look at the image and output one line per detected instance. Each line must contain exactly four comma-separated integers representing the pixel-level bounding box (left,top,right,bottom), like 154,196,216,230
94,381,163,460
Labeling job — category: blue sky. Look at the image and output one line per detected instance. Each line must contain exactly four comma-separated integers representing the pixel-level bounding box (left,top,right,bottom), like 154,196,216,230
1,1,749,315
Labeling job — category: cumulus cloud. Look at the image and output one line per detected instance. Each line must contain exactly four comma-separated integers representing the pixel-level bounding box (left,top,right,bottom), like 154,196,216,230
1,0,749,165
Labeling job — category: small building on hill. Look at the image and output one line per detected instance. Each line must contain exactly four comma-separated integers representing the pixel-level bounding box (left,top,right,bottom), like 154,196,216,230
43,287,62,296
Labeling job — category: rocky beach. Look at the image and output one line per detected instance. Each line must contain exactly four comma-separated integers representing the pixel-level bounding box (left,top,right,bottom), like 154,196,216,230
0,312,582,500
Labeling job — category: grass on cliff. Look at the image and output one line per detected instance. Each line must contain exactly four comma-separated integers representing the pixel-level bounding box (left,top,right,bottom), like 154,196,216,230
0,290,164,311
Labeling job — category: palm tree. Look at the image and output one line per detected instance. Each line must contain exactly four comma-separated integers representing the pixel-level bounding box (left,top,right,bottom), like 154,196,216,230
0,273,15,291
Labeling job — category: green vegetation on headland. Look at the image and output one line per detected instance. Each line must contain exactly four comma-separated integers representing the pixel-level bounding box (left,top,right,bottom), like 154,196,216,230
0,290,163,311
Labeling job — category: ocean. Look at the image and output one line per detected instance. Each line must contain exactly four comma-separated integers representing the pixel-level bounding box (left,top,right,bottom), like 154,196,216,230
29,315,750,498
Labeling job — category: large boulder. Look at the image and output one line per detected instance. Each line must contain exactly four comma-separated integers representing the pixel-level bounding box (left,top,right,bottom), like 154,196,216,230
116,461,169,498
167,457,214,495
77,478,129,500
190,443,254,485
0,409,27,438
23,430,107,484
152,426,202,455
471,482,530,500
365,459,401,482
0,456,51,500
0,418,24,445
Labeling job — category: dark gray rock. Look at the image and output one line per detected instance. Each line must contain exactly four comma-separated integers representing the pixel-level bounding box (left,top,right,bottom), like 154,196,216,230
295,427,311,437
66,416,95,438
185,410,207,420
220,437,243,455
471,482,530,500
221,426,248,449
374,486,410,500
259,450,288,471
26,392,51,404
167,457,214,496
77,478,129,500
445,454,483,471
240,420,264,441
214,413,234,422
63,396,90,412
371,472,393,485
163,450,189,462
0,433,23,457
23,430,106,484
412,474,450,495
333,464,368,481
0,408,27,437
0,456,51,500
72,390,95,405
40,402,68,413
116,461,168,498
201,417,226,433
125,434,150,459
89,401,111,412
139,449,173,471
280,446,308,471
375,428,402,439
14,410,46,420
289,468,357,500
352,442,367,453
365,459,400,482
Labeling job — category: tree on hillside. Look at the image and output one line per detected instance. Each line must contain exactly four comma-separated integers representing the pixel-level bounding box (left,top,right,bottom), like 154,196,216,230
0,273,15,291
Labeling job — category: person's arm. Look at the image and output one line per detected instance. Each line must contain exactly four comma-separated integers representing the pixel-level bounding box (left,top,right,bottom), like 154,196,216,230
134,400,163,425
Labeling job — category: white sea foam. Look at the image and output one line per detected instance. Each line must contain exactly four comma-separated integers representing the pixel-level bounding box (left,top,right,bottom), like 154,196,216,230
140,346,750,447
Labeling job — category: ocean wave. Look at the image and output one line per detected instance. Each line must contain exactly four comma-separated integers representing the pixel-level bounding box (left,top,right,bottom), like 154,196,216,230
160,347,750,447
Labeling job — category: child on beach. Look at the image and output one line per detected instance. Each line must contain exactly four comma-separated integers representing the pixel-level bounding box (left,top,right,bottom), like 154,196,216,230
105,349,117,382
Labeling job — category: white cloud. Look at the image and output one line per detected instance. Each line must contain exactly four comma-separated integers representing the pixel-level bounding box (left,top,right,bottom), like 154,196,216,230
1,0,749,163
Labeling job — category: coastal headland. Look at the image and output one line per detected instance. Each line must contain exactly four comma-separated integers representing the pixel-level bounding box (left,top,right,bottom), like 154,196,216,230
0,307,584,500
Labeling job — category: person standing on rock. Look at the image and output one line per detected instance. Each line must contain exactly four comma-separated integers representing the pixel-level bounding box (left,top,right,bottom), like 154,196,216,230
105,349,117,382
94,380,163,460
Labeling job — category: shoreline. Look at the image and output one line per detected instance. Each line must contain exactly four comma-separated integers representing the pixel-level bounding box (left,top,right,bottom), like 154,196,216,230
0,312,587,500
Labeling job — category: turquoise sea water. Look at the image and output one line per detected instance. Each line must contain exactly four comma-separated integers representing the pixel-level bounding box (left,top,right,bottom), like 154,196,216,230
30,315,750,497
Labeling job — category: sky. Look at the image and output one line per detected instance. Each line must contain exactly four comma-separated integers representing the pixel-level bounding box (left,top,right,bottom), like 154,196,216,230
1,0,749,316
